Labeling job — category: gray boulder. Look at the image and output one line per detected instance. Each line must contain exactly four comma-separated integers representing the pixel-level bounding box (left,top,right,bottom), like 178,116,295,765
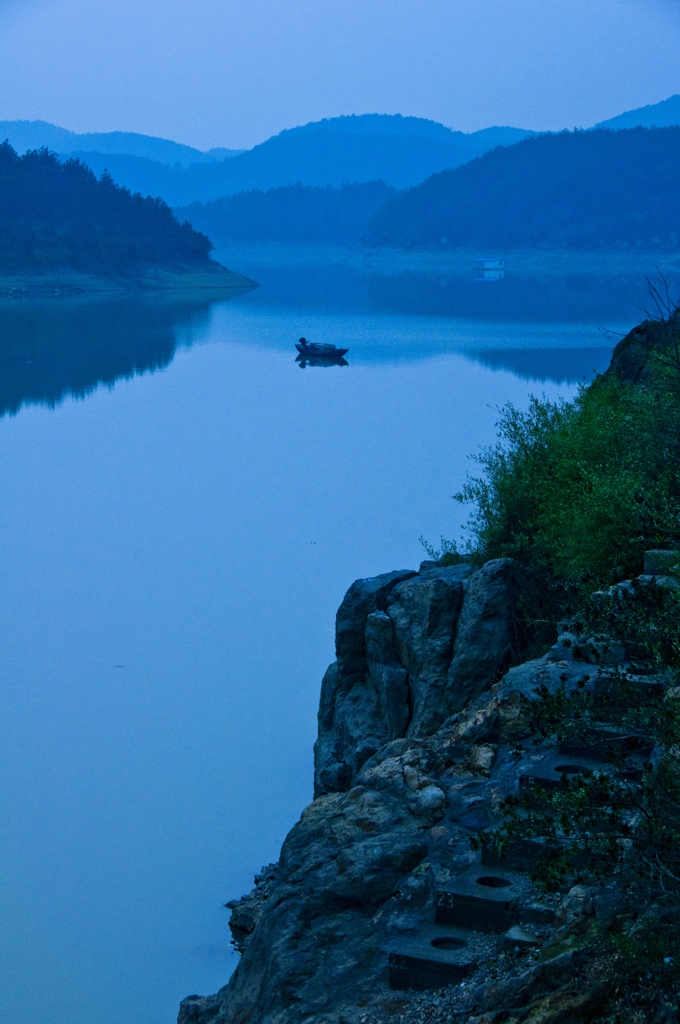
387,564,472,736
335,568,417,681
182,745,444,1024
366,610,410,741
315,559,520,795
314,660,387,795
446,557,520,714
314,569,416,796
604,309,680,385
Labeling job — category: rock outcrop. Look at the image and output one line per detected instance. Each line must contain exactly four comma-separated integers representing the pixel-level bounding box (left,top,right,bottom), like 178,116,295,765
179,552,663,1024
179,660,602,1021
315,559,520,797
182,557,630,1024
604,307,680,385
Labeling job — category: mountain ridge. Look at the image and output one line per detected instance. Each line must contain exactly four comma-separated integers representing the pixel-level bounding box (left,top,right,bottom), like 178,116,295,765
0,114,535,205
0,120,243,167
3,99,679,210
365,126,680,251
595,93,680,130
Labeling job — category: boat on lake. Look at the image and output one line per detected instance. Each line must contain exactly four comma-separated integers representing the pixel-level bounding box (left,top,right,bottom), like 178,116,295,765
295,337,349,358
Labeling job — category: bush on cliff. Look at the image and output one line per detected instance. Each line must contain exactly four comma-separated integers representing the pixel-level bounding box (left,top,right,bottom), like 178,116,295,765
455,315,680,587
0,142,214,273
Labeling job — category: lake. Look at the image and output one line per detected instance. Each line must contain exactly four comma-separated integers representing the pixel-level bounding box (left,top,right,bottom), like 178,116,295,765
0,250,649,1024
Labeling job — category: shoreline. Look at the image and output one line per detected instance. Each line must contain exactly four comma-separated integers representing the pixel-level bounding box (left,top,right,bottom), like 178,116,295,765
0,261,258,300
351,245,680,278
210,241,680,279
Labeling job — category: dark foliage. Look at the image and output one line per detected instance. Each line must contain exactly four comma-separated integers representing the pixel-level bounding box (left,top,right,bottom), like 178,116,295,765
0,142,213,273
367,127,680,250
177,181,397,245
452,310,680,587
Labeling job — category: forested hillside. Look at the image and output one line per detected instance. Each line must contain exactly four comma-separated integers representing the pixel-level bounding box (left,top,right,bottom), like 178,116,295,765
367,127,680,250
0,143,213,273
177,181,396,244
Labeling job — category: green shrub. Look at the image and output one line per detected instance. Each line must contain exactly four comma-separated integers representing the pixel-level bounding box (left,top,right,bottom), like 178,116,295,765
457,374,680,586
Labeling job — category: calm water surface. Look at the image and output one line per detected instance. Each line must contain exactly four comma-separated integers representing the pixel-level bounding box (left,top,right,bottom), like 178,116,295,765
0,256,638,1024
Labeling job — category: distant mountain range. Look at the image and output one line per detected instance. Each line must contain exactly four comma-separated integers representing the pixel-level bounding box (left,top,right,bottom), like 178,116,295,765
1,94,678,219
60,121,534,206
0,114,534,205
366,126,680,251
595,94,680,130
0,120,241,167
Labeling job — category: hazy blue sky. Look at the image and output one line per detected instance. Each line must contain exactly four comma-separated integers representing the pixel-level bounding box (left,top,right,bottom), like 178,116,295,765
0,0,678,149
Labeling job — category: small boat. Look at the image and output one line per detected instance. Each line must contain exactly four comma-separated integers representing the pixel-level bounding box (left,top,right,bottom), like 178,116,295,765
295,337,349,358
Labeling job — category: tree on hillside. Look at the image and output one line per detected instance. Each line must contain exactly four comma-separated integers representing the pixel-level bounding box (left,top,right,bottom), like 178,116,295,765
0,142,214,273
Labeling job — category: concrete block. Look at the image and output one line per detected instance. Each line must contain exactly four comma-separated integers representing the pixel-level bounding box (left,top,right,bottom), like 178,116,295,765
520,749,647,791
519,753,603,793
520,902,557,925
386,924,480,990
435,867,525,932
559,732,653,760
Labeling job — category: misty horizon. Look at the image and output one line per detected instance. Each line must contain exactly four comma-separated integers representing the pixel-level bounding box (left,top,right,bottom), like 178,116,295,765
3,94,680,157
0,0,679,149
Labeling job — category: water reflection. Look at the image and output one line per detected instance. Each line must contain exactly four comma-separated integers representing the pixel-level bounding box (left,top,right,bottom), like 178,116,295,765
0,294,220,418
362,270,650,322
0,256,642,416
472,346,615,383
295,354,349,368
216,247,661,324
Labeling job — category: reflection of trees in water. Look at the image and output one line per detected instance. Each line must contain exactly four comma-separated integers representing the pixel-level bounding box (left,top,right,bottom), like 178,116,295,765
6,269,643,412
0,295,215,417
471,347,614,384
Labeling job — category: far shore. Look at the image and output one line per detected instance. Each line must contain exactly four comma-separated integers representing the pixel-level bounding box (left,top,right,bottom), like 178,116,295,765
353,246,680,279
0,261,258,300
211,240,680,279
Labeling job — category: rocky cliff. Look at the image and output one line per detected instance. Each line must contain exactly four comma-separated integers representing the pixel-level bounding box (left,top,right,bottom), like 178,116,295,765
314,560,520,796
177,554,651,1024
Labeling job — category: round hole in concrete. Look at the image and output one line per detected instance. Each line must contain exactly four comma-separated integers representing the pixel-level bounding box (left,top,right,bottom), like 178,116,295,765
476,875,511,888
555,764,587,774
431,937,468,950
